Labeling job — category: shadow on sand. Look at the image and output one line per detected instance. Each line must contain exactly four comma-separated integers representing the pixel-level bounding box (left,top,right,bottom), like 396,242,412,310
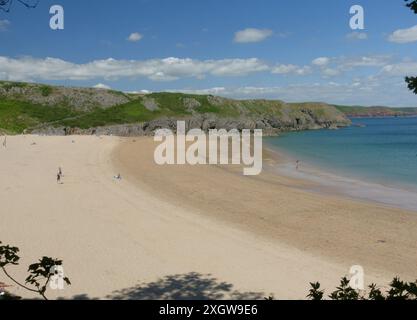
106,272,264,300
61,272,265,300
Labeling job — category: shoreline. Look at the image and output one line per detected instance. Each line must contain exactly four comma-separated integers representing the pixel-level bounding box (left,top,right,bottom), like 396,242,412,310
114,138,417,282
263,143,417,213
1,135,417,300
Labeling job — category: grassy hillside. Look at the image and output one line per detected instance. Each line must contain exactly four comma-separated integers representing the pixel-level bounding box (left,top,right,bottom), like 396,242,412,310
0,81,350,135
0,99,79,134
334,105,417,117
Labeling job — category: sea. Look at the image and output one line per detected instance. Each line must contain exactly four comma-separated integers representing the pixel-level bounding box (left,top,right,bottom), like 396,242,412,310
266,117,417,211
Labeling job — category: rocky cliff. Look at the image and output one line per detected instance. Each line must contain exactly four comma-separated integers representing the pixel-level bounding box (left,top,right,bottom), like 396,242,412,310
0,81,351,136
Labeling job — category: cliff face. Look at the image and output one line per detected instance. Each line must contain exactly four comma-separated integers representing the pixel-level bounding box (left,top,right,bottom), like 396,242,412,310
33,112,349,137
0,81,351,136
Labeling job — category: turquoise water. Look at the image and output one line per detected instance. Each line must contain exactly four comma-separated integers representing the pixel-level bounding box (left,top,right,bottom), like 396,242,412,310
266,117,417,189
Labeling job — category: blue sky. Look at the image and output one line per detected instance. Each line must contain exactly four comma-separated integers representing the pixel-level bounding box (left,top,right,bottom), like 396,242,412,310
1,0,417,106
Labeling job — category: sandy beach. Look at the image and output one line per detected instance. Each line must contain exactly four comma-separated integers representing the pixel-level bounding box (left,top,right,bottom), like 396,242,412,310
1,135,417,300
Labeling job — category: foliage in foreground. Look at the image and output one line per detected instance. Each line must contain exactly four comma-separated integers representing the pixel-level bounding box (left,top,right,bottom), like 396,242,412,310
307,277,417,300
406,0,417,14
405,1,417,94
406,76,417,95
2,239,417,301
0,241,70,300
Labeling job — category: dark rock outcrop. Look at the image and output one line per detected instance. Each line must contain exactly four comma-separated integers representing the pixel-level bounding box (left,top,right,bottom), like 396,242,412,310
33,112,350,137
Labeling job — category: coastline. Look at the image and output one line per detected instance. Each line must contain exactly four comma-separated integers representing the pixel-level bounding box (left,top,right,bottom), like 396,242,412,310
263,142,417,212
1,135,417,300
114,138,417,283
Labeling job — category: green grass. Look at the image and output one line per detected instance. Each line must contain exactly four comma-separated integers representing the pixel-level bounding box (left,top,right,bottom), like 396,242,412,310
0,93,243,133
0,82,351,134
0,99,79,134
197,96,239,117
147,92,240,117
108,90,130,99
39,85,53,97
0,95,346,134
0,95,183,133
56,99,159,129
0,81,29,91
148,92,190,115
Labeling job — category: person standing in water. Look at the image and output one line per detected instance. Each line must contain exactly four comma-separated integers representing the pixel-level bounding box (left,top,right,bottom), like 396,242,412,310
296,160,300,171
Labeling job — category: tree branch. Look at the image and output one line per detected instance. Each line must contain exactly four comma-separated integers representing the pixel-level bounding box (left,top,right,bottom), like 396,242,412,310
1,266,41,296
0,0,39,12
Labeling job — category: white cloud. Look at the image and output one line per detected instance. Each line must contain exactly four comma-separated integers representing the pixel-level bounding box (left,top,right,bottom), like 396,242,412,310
127,32,143,42
0,19,10,31
312,55,389,71
311,55,391,78
93,83,111,90
209,58,268,76
312,57,330,66
388,25,417,43
346,32,368,40
341,55,390,68
234,28,273,43
0,56,269,82
168,87,226,95
381,61,417,76
322,68,340,77
293,66,312,76
271,64,311,76
169,78,416,107
127,89,152,94
3,54,412,107
271,64,297,74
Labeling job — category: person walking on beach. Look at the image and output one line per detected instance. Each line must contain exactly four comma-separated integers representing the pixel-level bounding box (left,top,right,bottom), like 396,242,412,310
296,160,300,171
2,136,6,148
57,173,61,184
